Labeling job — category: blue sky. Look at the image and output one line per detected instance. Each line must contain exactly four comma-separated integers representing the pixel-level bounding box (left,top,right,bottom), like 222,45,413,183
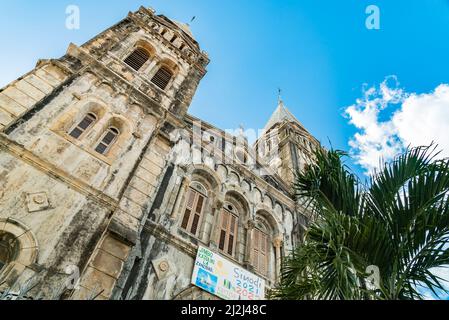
1,0,449,300
1,0,449,171
1,1,449,177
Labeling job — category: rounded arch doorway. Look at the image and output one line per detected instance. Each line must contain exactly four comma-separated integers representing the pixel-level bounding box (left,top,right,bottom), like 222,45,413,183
0,232,20,272
0,218,39,285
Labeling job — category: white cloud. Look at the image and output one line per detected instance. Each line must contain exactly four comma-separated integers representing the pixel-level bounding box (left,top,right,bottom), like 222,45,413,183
345,76,449,175
393,84,449,156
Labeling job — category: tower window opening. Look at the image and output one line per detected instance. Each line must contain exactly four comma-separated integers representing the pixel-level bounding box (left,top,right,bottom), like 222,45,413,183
95,127,120,155
151,66,173,90
69,113,97,139
124,48,150,71
0,232,19,273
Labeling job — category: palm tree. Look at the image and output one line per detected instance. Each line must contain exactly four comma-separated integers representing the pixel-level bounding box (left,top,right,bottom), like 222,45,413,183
271,146,449,300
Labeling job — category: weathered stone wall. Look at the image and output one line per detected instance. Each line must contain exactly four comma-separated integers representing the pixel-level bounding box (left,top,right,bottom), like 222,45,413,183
111,133,303,300
0,62,71,132
0,6,312,301
0,144,112,297
0,1,211,293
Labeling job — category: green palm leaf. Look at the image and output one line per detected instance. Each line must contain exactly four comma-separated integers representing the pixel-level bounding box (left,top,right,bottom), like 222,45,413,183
272,145,449,300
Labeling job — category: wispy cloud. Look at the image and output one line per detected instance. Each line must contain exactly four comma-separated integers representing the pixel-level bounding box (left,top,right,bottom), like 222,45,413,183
344,76,449,175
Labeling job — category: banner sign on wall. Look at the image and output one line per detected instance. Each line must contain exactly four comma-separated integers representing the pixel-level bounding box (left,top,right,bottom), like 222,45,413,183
191,246,266,300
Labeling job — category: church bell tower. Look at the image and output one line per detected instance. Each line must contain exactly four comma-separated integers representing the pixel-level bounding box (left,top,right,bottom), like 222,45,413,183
0,6,209,299
255,96,320,187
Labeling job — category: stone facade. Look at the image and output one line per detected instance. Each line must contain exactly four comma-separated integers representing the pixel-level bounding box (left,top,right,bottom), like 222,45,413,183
0,6,318,300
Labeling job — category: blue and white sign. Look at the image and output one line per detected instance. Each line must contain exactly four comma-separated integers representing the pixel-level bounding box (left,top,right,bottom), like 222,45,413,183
191,246,266,300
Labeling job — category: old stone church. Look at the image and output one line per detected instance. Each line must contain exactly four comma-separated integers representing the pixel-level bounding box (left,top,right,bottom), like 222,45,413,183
0,6,319,300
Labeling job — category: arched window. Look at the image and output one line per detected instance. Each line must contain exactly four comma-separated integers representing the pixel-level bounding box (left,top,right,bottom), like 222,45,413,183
151,66,173,90
0,232,19,273
69,112,97,139
124,48,151,71
95,127,120,155
218,203,238,257
181,183,207,236
252,228,269,277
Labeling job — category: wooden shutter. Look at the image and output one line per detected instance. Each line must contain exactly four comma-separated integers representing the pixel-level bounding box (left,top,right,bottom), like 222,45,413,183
218,209,238,257
124,48,150,71
259,232,268,276
252,230,260,271
181,188,205,235
253,229,269,276
218,210,229,251
228,214,237,255
151,67,173,90
191,194,204,235
181,189,195,230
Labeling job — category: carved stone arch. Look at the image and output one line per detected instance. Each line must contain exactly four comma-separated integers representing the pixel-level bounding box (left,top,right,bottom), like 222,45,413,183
241,179,251,193
133,38,157,58
121,35,158,60
52,96,109,133
185,164,222,194
216,164,228,181
254,209,282,237
274,202,284,219
252,187,263,204
149,56,181,91
79,97,109,117
0,218,39,286
224,190,251,220
119,35,158,74
262,194,274,209
228,171,241,185
93,114,134,158
97,81,115,95
254,213,273,235
178,164,222,242
190,181,208,196
103,114,134,136
157,57,180,75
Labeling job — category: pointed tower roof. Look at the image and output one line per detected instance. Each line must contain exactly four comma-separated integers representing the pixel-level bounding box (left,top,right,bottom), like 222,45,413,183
264,97,303,132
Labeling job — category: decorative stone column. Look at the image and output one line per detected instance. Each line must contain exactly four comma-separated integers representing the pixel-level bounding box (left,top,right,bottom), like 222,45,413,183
209,197,224,249
244,220,256,269
170,176,191,220
273,235,284,282
160,174,184,220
